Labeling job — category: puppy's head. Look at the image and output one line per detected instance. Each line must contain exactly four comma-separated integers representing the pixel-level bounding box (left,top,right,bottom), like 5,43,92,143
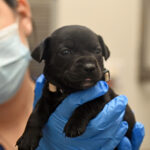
32,25,110,91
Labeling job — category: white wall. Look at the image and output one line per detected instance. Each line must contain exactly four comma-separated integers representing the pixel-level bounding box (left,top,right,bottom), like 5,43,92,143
56,0,150,149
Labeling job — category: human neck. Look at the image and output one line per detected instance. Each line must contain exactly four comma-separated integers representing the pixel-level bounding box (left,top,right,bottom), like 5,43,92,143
0,70,34,127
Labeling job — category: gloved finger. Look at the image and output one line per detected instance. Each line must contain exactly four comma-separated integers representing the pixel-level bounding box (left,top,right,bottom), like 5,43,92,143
117,137,132,150
34,74,45,107
83,112,125,138
35,74,45,94
54,81,108,120
36,136,49,150
89,95,128,128
100,121,128,150
131,122,145,150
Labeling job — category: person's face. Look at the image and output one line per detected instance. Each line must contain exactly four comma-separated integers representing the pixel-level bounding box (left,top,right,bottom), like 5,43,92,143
0,1,16,29
0,0,32,46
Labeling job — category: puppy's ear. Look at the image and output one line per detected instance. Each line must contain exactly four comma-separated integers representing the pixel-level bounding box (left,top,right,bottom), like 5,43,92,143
97,35,110,60
31,37,51,62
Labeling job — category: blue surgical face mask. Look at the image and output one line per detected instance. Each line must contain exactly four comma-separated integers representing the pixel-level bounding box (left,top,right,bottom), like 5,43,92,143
0,23,31,104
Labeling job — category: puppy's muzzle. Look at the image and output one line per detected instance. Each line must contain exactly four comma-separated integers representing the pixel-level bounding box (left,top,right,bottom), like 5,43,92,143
72,56,99,74
63,56,103,90
83,63,96,73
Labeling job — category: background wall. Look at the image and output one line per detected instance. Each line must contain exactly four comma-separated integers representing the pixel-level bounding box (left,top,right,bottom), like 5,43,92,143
55,0,150,149
28,0,58,81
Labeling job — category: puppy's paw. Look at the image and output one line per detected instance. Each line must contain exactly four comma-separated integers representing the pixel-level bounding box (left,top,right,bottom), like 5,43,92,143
16,128,42,150
64,118,87,137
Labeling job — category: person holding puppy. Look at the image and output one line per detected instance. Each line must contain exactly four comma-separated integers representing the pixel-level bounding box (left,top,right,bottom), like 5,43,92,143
0,0,34,149
0,0,144,149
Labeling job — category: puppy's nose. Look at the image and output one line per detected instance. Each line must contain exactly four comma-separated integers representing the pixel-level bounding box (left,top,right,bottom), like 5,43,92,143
84,63,96,73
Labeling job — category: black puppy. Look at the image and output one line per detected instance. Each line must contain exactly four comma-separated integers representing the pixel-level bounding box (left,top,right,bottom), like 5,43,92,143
17,25,136,150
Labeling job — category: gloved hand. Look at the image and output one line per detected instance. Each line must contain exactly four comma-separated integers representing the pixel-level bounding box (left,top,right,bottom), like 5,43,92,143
118,122,145,150
34,75,144,150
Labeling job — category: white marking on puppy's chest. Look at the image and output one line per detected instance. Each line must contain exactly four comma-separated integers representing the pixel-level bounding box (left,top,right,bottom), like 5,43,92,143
49,83,57,92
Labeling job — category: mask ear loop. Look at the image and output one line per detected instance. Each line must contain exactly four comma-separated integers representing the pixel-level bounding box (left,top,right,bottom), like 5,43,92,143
103,69,110,82
16,17,20,32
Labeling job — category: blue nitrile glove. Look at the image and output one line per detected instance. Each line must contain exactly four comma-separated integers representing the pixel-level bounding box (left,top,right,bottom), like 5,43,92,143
33,75,143,150
118,122,145,150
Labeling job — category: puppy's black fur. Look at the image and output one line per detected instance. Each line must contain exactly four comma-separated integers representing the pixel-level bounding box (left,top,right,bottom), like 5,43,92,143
17,25,136,150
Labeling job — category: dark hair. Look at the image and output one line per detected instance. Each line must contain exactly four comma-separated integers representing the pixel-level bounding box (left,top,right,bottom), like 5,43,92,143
4,0,17,9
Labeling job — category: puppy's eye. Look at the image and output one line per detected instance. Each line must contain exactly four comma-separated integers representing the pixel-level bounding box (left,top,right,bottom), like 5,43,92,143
60,49,72,55
95,48,102,54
